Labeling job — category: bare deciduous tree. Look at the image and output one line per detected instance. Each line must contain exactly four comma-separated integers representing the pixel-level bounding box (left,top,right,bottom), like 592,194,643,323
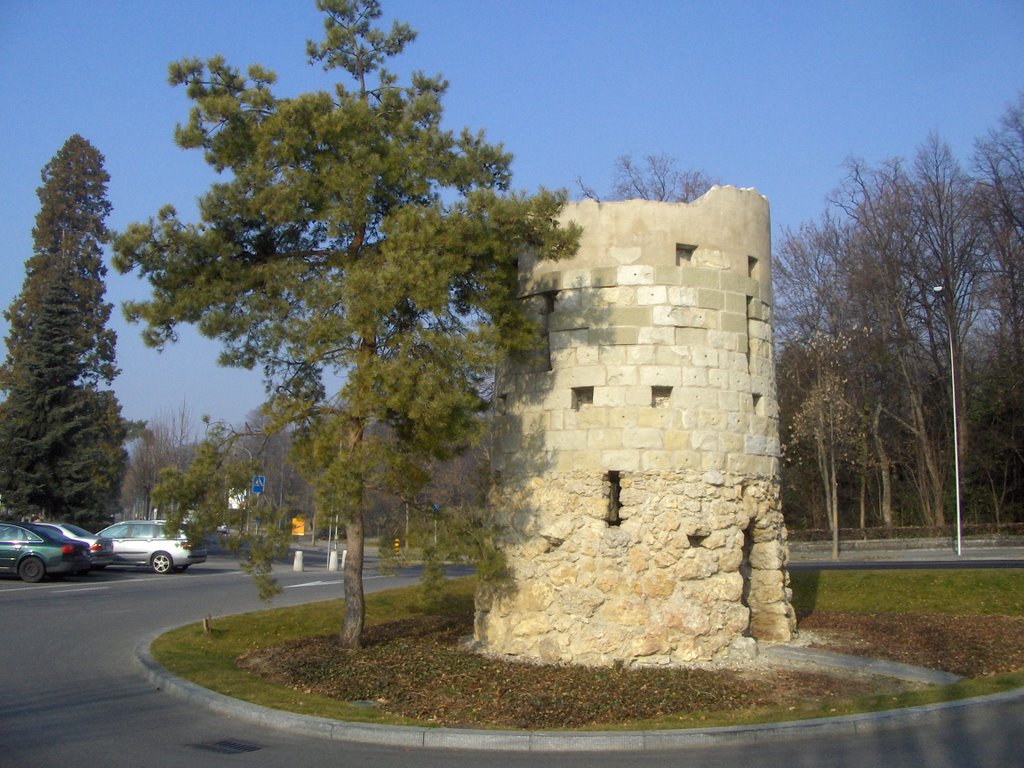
972,93,1024,521
119,402,197,519
577,153,718,203
790,334,859,559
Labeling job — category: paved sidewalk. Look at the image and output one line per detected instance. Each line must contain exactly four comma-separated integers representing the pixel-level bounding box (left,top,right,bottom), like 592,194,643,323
760,645,962,685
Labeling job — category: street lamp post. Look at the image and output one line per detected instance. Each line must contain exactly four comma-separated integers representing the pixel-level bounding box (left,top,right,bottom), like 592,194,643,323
933,286,963,556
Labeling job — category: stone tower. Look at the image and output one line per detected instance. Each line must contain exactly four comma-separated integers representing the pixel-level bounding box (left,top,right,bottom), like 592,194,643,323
475,186,796,667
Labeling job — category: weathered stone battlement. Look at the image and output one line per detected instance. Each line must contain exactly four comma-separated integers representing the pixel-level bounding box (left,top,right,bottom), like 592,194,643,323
475,187,796,667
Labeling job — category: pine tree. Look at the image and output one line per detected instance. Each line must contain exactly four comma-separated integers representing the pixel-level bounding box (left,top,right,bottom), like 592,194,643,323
114,0,578,646
0,136,127,523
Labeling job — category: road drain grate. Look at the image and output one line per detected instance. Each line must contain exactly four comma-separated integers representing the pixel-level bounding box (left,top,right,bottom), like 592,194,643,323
191,739,263,755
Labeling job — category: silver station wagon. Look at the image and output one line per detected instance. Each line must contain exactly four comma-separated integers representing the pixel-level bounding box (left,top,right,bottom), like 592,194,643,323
96,520,207,574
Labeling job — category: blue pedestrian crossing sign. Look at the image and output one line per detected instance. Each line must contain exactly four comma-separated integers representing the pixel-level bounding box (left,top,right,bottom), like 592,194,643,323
252,475,266,495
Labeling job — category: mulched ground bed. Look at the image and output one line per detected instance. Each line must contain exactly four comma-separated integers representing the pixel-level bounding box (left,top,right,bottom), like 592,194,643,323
797,610,1024,678
236,609,1023,730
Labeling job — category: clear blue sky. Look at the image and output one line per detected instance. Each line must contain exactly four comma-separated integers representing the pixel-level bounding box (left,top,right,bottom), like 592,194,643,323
2,0,1022,434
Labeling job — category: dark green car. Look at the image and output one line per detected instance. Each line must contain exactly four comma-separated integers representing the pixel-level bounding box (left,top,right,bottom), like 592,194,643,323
0,522,91,582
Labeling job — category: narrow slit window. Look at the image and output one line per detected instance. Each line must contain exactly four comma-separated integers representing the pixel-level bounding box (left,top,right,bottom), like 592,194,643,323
571,386,594,411
746,297,756,371
651,385,672,408
676,243,696,266
752,393,764,416
606,471,622,526
747,255,758,279
540,291,556,372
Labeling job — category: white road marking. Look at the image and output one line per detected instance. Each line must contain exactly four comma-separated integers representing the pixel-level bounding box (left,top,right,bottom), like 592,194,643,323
284,579,345,589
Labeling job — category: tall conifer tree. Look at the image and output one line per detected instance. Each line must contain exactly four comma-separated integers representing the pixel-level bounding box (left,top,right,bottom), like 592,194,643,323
0,135,126,523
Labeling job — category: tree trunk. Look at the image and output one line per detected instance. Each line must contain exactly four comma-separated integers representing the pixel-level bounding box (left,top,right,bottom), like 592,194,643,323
906,384,946,527
812,421,841,559
816,433,832,533
987,469,1006,528
872,405,894,528
830,447,840,561
859,474,867,530
879,460,893,527
336,330,375,650
340,511,365,649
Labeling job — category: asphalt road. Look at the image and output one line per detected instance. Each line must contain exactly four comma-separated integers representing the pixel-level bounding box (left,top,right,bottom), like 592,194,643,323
791,558,1024,571
1,548,1022,767
790,544,1024,571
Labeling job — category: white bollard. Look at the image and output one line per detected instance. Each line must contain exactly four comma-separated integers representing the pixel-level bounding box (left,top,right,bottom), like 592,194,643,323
293,550,304,572
341,549,347,571
327,550,338,571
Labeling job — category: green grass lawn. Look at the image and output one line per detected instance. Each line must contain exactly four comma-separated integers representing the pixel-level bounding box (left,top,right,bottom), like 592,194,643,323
150,570,1024,729
789,569,1024,616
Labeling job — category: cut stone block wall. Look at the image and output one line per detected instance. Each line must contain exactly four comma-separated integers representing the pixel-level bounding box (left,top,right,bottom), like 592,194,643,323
475,188,796,666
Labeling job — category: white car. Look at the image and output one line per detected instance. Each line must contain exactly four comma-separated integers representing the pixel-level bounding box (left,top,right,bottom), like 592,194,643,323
96,520,207,574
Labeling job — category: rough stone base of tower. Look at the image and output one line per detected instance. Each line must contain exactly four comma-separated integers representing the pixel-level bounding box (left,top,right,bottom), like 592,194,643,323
474,469,796,667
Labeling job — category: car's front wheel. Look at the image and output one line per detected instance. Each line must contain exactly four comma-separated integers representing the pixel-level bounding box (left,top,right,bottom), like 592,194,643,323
18,556,45,583
150,551,173,574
